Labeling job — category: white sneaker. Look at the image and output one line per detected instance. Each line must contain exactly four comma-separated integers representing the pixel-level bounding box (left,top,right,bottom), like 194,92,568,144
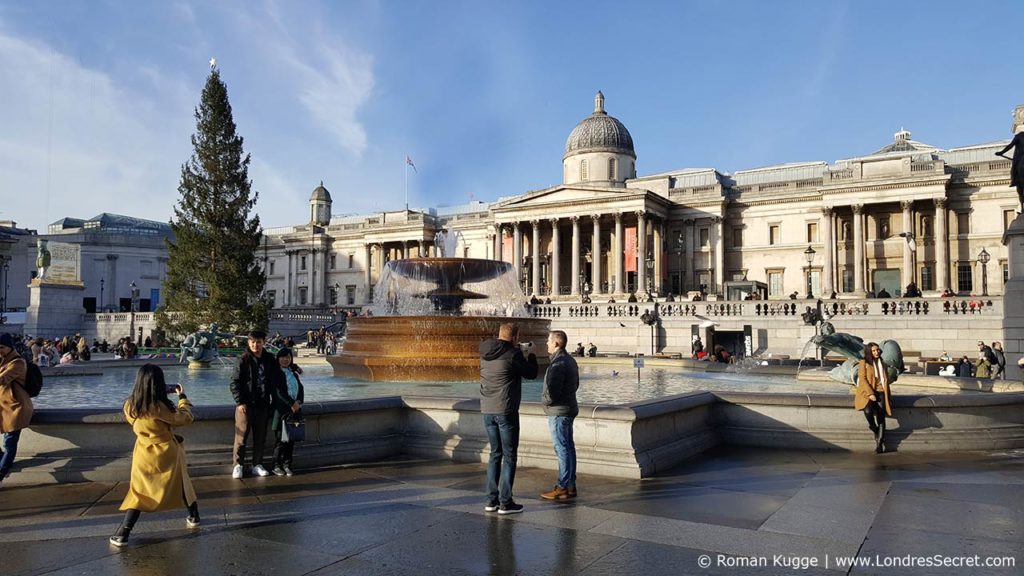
253,464,270,477
231,464,244,479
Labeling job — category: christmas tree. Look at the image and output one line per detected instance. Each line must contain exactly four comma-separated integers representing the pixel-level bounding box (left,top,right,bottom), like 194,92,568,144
157,64,267,338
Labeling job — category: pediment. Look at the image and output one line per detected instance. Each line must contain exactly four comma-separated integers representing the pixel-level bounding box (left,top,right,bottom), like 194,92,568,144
494,185,638,210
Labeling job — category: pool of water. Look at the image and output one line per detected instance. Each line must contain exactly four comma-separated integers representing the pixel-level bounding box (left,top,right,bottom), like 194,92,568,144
34,362,870,409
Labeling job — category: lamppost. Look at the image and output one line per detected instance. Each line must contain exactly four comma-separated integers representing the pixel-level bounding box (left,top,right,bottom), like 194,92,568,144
675,231,685,298
100,278,105,312
0,256,9,324
978,248,991,296
645,252,655,298
803,245,816,299
129,281,139,343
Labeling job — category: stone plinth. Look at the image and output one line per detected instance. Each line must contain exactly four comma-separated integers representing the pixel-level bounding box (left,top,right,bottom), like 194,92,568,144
1003,214,1024,381
23,280,85,339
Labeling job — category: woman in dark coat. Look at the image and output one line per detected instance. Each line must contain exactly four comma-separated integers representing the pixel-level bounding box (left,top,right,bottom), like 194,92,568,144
271,348,303,476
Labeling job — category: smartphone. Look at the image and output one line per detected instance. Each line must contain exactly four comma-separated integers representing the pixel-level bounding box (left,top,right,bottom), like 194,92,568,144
166,384,180,394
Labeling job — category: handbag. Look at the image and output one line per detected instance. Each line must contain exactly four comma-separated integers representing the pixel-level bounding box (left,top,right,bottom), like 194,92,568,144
281,415,306,443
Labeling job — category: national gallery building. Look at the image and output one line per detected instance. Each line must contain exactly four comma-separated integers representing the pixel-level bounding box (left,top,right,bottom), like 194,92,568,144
263,94,1022,308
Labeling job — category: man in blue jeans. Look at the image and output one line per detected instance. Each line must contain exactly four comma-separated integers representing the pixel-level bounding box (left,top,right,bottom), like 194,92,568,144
540,330,580,501
479,323,538,515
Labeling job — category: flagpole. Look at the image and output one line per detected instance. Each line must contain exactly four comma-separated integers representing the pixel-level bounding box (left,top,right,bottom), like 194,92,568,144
405,157,409,211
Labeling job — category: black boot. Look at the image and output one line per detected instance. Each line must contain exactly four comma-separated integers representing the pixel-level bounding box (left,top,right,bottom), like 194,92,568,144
110,509,140,547
186,501,200,528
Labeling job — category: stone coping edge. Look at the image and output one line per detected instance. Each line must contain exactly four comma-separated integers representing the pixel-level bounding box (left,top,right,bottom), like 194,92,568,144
30,390,1024,425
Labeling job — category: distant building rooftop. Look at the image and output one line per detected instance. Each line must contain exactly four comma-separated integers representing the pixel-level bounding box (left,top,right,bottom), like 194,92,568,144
47,213,172,237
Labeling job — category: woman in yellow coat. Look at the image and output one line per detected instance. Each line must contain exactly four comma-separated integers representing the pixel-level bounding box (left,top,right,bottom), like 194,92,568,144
855,342,893,454
110,364,199,547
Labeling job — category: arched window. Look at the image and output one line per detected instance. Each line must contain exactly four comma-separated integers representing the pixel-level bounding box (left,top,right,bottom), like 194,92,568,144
608,158,616,180
580,159,589,181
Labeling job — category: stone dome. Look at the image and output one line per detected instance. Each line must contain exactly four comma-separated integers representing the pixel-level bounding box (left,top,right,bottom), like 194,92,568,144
310,180,332,202
563,92,636,160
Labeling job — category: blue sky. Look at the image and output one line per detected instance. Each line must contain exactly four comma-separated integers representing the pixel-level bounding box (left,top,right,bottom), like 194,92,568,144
2,0,1023,233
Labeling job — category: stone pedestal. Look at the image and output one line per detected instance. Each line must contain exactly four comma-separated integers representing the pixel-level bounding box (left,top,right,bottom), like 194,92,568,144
1002,215,1024,381
23,281,86,339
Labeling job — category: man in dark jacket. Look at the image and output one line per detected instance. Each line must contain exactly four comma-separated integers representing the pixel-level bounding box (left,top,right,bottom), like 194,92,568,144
540,330,580,501
992,342,1006,379
479,323,538,515
229,330,293,479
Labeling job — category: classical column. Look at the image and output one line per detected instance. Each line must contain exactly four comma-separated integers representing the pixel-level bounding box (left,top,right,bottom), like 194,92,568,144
106,254,118,310
901,200,914,289
852,204,866,295
591,214,602,295
636,211,647,294
822,207,834,295
418,240,425,258
283,251,292,306
684,219,695,292
653,220,663,294
363,245,372,304
713,216,725,295
531,220,541,296
550,219,560,297
934,197,949,292
495,226,503,262
614,213,624,293
569,217,581,296
513,223,522,285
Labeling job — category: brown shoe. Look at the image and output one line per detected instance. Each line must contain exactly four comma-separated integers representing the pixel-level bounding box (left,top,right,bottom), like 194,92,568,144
567,486,577,498
540,486,569,500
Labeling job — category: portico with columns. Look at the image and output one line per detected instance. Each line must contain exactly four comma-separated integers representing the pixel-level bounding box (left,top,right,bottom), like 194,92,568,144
260,98,1021,311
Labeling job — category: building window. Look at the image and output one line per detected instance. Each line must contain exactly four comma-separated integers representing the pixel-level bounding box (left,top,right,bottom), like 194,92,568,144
957,212,970,235
580,159,589,181
732,226,743,248
266,291,276,309
768,271,783,296
956,263,973,293
1005,210,1018,232
807,222,818,243
842,269,854,293
877,215,890,239
921,265,933,291
348,254,354,268
608,158,616,180
769,225,780,245
346,285,356,305
300,256,307,271
1003,261,1009,286
269,260,275,276
330,286,338,306
699,228,709,246
330,254,337,269
671,274,681,295
299,287,308,305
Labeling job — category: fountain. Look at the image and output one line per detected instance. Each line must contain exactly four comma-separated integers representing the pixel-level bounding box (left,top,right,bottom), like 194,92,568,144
327,229,551,381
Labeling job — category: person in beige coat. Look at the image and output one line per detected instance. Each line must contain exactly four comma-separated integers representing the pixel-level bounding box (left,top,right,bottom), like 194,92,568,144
855,342,893,453
110,364,199,547
0,332,32,485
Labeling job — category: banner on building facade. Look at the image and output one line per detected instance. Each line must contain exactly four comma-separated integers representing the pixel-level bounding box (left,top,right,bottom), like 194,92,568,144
625,227,637,273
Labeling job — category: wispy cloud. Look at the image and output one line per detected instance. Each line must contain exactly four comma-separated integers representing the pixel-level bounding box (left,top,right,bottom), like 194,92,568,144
0,26,193,231
234,2,375,157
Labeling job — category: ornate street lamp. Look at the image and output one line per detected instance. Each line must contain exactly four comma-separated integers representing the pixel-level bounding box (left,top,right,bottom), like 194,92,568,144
129,281,139,342
0,257,8,324
978,248,991,296
804,245,816,299
675,231,685,298
645,251,655,297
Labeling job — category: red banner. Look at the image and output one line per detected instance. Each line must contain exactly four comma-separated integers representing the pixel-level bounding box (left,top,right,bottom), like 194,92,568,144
625,227,637,273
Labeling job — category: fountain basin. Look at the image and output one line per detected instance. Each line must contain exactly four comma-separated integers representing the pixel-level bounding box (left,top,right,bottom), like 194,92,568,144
329,316,552,381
